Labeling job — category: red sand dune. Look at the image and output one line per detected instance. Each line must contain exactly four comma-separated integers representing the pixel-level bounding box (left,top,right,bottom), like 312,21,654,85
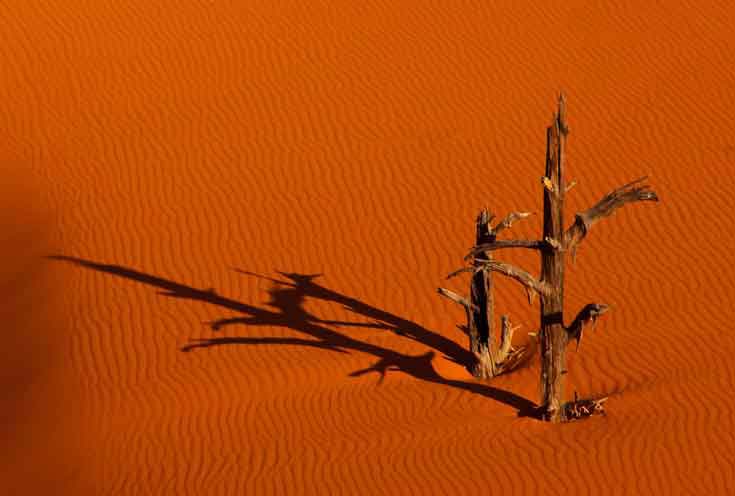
2,1,735,494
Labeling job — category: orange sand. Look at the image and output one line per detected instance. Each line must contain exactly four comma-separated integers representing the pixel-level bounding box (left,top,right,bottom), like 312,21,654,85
2,1,735,493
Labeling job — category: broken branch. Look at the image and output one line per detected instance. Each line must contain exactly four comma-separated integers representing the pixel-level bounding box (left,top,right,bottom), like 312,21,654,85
566,303,610,351
446,266,479,279
564,176,659,253
492,211,534,235
464,239,544,260
437,287,477,312
544,236,563,251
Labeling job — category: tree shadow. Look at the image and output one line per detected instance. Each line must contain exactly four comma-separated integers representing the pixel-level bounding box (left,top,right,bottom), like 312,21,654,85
46,255,538,416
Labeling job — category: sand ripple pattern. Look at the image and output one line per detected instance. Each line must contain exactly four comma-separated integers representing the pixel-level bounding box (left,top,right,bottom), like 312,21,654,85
2,0,735,494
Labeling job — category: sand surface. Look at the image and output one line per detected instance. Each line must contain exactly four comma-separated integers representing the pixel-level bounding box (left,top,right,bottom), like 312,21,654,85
3,1,735,494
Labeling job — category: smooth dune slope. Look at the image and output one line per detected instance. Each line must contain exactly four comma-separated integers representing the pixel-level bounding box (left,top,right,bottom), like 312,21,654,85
2,1,735,494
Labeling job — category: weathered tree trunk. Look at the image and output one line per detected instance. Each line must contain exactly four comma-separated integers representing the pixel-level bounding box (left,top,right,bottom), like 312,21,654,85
539,95,569,422
439,95,658,422
439,210,528,378
444,94,658,421
537,96,658,421
470,209,496,378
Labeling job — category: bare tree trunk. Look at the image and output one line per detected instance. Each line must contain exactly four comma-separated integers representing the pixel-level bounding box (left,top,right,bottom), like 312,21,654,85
439,210,528,378
443,94,657,421
540,95,569,422
470,209,496,378
537,96,657,421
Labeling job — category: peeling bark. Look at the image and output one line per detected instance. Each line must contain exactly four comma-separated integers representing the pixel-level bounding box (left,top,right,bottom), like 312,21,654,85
539,94,569,422
538,95,657,422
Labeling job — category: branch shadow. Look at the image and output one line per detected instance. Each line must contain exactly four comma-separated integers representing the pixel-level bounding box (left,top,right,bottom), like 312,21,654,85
46,255,538,416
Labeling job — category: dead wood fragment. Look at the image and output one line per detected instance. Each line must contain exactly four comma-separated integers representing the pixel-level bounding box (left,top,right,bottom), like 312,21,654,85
564,392,608,420
566,303,610,351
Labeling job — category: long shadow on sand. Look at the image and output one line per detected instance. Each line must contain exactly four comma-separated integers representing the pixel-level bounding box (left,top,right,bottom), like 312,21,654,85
47,255,537,416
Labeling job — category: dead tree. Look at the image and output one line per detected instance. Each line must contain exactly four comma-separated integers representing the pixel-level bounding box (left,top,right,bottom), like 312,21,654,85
438,209,531,378
447,95,658,421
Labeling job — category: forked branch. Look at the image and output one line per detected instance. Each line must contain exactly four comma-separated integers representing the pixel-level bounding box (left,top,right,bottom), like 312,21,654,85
564,177,659,253
447,260,545,303
437,287,476,312
495,314,523,365
473,314,525,377
492,211,534,235
566,303,610,350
